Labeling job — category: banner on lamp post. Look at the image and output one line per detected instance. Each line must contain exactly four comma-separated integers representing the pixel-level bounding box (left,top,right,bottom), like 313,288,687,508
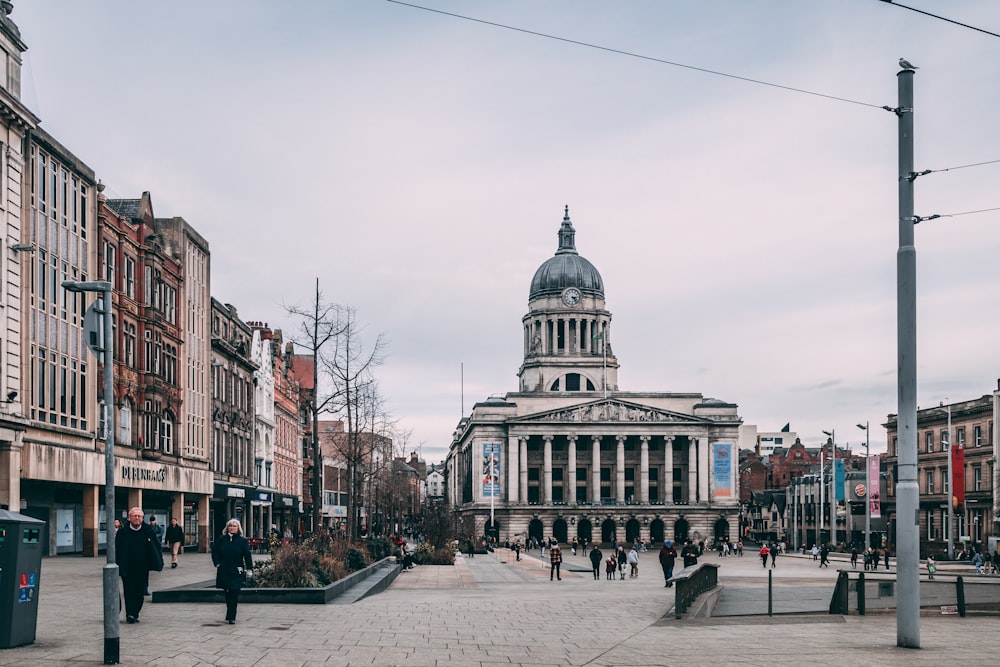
869,455,881,519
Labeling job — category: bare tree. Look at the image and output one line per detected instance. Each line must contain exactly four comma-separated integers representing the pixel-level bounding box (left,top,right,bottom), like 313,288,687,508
286,278,345,532
321,306,388,540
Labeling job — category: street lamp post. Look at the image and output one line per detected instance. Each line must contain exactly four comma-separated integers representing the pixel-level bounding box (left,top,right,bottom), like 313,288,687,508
63,279,117,664
945,403,953,560
823,429,836,547
857,422,871,551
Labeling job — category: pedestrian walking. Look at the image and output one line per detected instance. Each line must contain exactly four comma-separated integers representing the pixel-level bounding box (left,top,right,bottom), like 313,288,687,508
571,538,578,556
659,540,677,587
770,544,777,568
811,544,819,561
758,543,770,568
605,555,616,580
513,541,522,561
165,518,184,568
628,546,639,577
549,541,563,581
681,540,699,568
926,554,936,580
212,518,254,624
616,545,627,580
884,548,891,571
589,544,603,580
115,507,164,624
819,544,830,568
850,546,858,569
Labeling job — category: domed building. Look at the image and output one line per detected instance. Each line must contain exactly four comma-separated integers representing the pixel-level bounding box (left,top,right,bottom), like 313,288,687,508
446,208,743,548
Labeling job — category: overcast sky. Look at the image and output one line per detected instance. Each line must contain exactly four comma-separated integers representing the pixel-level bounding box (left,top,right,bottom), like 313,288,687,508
15,1,1000,463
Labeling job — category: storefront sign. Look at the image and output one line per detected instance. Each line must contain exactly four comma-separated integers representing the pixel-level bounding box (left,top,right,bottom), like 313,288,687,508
253,491,272,503
121,463,167,483
226,487,246,499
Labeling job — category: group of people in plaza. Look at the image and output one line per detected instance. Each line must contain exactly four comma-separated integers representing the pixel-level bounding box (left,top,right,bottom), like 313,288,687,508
113,508,254,625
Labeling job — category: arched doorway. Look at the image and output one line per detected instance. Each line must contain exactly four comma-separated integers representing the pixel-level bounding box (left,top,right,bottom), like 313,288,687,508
674,517,690,543
649,518,665,545
625,518,641,543
713,517,729,543
601,518,617,544
485,519,501,543
553,518,568,544
577,518,593,545
528,518,543,545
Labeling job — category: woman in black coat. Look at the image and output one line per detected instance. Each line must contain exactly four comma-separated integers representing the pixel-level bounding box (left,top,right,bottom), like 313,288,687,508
211,518,253,624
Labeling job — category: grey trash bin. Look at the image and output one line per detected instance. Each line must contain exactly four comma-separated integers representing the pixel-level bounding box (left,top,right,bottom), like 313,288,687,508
0,510,45,648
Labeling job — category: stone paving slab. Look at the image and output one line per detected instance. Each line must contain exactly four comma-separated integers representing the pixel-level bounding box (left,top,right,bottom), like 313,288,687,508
2,547,998,666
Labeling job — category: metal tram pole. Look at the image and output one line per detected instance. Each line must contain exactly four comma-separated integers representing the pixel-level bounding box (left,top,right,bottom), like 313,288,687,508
893,64,921,649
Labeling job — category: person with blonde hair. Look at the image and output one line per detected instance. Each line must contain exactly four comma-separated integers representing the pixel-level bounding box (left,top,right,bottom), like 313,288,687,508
212,518,253,624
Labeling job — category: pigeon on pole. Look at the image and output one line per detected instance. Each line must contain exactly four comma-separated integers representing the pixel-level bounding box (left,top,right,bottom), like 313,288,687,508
899,58,918,70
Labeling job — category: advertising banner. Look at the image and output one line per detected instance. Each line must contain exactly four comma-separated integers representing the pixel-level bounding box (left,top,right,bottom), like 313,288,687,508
482,443,502,498
712,443,734,498
835,459,845,501
952,446,965,508
869,455,881,519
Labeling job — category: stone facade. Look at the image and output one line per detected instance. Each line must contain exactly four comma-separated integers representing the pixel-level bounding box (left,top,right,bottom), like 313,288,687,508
447,210,742,548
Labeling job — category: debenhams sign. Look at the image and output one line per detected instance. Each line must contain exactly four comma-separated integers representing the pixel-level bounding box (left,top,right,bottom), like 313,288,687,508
121,463,168,484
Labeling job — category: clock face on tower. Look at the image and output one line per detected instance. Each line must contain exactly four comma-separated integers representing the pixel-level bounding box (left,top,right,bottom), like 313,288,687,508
562,287,582,306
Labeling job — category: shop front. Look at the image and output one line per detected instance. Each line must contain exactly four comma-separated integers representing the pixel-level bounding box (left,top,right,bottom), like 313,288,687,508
20,442,213,556
272,493,298,538
210,482,254,539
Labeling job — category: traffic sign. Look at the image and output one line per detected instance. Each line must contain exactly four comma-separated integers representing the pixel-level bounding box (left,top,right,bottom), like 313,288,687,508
82,298,105,357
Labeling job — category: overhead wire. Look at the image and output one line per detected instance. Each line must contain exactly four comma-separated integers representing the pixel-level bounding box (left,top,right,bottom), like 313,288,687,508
877,1,1000,40
924,158,1000,175
386,0,886,110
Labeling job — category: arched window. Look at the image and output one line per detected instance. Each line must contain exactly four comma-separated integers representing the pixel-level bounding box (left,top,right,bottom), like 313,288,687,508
120,398,132,447
160,411,174,455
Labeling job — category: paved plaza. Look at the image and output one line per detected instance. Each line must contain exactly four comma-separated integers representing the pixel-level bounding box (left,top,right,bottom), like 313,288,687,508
3,546,999,666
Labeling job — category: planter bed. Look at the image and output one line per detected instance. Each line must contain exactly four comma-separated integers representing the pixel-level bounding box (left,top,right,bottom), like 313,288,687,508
152,556,399,605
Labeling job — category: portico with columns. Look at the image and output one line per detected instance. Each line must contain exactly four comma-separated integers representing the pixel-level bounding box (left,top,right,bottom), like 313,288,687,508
448,209,742,548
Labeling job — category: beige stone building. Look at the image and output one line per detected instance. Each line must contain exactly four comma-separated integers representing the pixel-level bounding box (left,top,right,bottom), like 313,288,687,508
447,209,742,547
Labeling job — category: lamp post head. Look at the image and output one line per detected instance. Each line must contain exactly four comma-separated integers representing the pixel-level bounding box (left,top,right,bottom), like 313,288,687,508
61,280,112,293
856,424,867,431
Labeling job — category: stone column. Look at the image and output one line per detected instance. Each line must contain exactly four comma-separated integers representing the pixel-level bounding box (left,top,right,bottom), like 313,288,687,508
198,494,210,553
664,436,674,504
507,434,520,503
591,435,602,503
639,436,650,503
128,489,143,514
688,438,698,503
0,434,22,512
616,435,626,502
699,439,711,503
567,435,577,504
82,484,99,557
520,437,528,504
543,435,553,504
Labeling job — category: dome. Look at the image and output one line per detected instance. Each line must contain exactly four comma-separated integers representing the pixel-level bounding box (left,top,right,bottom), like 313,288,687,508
529,207,605,301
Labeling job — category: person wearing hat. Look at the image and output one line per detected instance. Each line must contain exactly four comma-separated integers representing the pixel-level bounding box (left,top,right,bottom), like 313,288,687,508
659,540,677,587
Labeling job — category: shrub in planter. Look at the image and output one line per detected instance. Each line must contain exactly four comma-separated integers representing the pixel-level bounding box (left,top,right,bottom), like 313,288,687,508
346,547,368,572
426,548,456,565
366,537,393,561
255,542,321,588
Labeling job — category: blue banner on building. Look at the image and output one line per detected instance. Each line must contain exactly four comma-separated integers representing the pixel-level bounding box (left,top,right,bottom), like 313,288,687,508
712,443,734,499
482,443,502,498
835,459,845,502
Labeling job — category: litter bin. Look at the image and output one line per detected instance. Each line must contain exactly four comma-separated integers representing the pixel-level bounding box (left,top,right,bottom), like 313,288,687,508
0,510,45,648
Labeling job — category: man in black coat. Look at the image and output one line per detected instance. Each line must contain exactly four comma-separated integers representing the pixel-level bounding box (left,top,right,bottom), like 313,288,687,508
115,507,164,623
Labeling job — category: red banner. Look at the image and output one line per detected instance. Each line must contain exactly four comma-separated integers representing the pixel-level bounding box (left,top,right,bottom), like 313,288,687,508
952,446,965,508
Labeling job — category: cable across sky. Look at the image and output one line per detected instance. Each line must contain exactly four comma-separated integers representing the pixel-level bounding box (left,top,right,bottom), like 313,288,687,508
387,0,887,110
